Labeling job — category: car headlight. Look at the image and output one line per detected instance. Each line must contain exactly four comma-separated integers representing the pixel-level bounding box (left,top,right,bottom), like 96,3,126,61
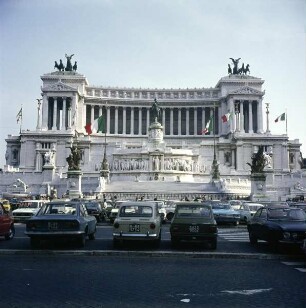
283,232,290,239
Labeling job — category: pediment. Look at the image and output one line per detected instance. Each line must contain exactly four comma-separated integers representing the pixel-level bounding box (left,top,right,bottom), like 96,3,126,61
229,86,263,96
42,81,77,92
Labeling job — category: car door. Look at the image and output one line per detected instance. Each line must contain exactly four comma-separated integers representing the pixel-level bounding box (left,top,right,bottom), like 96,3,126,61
0,204,10,235
249,208,266,239
80,204,96,233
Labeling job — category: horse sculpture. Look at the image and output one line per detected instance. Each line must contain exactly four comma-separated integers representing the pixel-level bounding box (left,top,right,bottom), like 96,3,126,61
247,146,266,173
54,59,65,71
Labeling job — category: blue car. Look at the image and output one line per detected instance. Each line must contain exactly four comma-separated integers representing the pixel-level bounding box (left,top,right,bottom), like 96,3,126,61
247,205,306,248
209,202,240,226
25,200,97,248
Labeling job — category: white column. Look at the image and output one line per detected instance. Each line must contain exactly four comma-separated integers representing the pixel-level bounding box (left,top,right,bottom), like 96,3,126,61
240,101,244,132
123,107,126,134
41,94,49,130
202,108,205,133
52,97,57,130
146,108,150,134
186,108,190,135
131,107,134,135
170,108,173,135
229,98,234,132
107,107,110,134
162,108,166,129
194,107,197,135
138,107,142,135
248,101,253,133
178,108,182,135
115,106,118,134
257,99,264,133
210,108,214,135
91,105,95,124
62,97,66,130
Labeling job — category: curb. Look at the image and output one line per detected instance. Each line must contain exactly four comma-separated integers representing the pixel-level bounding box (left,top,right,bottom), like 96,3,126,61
0,249,303,260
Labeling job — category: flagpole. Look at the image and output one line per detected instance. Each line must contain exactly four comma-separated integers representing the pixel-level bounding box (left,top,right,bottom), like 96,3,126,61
19,104,23,134
285,108,288,135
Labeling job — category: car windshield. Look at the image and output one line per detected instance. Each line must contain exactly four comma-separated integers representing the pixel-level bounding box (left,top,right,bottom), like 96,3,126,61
119,205,153,217
39,203,78,216
212,203,231,210
19,202,40,209
85,203,101,210
248,204,263,212
268,208,306,221
177,206,211,218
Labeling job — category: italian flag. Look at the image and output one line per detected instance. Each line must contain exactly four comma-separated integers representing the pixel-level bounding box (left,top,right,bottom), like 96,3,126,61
201,117,213,134
221,112,232,123
274,112,286,123
85,115,104,135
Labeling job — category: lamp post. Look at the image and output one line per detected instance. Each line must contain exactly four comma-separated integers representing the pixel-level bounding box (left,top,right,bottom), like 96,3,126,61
265,103,270,134
100,104,109,181
36,98,42,130
211,105,220,180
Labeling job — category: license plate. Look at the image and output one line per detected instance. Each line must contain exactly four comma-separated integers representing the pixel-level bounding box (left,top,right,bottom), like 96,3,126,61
189,225,199,233
129,224,140,232
48,222,58,230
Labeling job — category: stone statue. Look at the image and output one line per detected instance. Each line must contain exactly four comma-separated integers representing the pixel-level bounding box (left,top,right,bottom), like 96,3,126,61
66,144,81,170
151,99,160,122
44,151,53,165
247,146,267,174
229,58,241,74
72,61,77,71
54,59,65,71
65,54,74,71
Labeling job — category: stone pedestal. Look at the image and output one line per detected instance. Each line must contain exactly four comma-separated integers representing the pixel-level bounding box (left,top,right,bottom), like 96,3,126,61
67,170,82,199
42,164,55,182
250,173,269,201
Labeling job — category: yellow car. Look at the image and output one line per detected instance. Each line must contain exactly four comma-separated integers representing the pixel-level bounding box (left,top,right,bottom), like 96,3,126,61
0,199,10,212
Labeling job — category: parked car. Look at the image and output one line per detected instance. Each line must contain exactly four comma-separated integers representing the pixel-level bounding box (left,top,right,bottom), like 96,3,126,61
231,202,264,223
0,203,15,240
0,199,11,212
170,202,218,249
247,205,306,248
24,200,97,248
84,201,105,222
113,201,161,248
12,200,47,222
288,202,306,213
109,200,129,223
209,202,240,225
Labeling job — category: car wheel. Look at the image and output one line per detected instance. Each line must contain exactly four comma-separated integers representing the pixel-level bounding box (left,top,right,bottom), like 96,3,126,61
210,238,217,250
171,237,179,248
77,234,86,248
153,232,161,248
30,238,40,249
5,225,15,240
249,232,258,244
113,238,121,249
166,212,174,221
88,231,96,240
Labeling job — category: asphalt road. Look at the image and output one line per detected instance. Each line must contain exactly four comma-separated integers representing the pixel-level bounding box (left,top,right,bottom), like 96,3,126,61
1,223,305,308
1,255,305,308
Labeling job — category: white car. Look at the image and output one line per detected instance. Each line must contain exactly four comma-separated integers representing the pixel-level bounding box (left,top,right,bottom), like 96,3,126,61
12,200,47,222
113,201,161,248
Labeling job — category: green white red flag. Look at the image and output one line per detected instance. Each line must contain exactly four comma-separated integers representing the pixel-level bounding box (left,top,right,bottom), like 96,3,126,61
201,116,213,134
85,115,104,135
274,112,286,123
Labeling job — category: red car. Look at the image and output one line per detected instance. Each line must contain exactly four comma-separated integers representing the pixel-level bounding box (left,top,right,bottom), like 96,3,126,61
0,203,15,240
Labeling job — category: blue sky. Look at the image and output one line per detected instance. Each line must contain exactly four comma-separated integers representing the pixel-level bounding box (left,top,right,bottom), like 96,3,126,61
0,0,305,167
